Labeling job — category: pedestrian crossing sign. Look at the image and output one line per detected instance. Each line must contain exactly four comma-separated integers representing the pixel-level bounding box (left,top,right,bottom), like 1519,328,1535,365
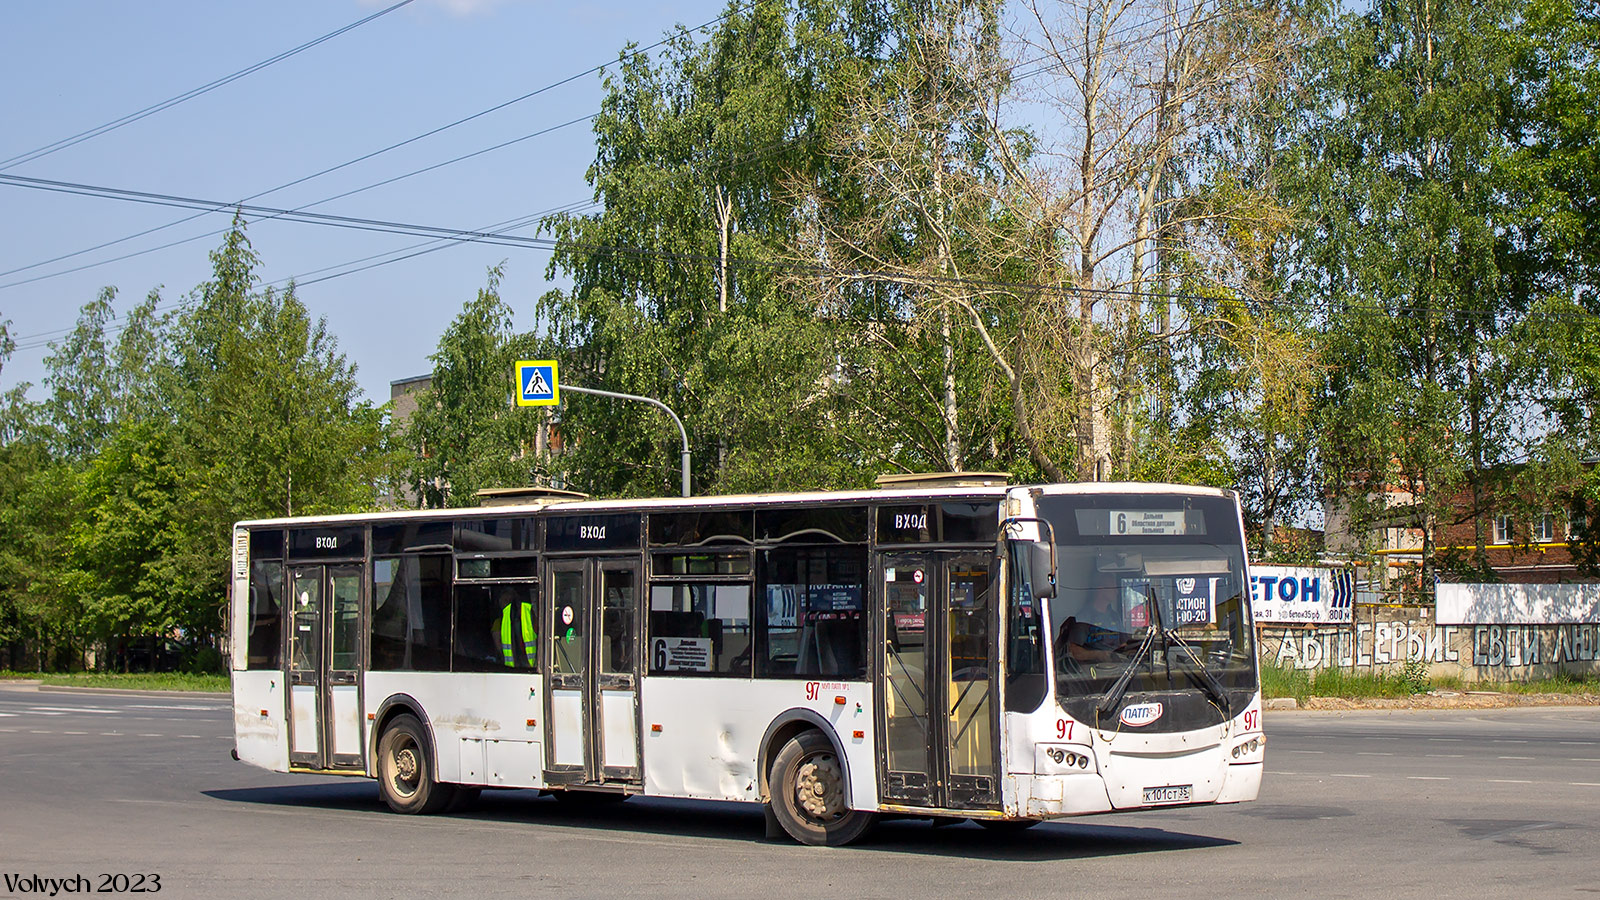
515,360,559,407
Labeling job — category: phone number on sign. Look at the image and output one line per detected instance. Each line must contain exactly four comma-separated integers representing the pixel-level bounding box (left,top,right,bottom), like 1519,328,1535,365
4,873,162,895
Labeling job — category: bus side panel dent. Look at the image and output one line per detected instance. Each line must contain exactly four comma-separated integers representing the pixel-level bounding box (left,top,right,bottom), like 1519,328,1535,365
232,670,287,773
642,678,876,809
1013,774,1113,818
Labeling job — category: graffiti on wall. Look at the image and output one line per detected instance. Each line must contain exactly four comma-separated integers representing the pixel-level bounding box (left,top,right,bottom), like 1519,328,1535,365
1259,609,1600,680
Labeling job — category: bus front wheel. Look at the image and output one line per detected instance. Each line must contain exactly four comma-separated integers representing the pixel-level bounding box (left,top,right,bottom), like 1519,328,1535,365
377,713,455,814
770,730,875,846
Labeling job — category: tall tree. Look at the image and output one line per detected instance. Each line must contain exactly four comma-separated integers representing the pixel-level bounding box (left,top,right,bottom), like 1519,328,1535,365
406,267,543,507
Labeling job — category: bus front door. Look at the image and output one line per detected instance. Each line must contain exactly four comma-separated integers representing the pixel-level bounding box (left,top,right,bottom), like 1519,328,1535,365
879,553,999,811
543,558,642,788
286,564,364,771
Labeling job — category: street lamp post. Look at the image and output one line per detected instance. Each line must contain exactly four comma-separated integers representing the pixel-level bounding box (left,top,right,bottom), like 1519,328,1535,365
561,385,691,497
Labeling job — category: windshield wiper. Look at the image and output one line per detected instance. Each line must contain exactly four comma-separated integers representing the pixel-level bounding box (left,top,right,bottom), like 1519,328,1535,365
1163,628,1230,709
1095,620,1160,719
1095,594,1230,718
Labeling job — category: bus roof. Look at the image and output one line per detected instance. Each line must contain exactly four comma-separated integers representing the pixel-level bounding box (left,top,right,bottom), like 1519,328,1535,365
232,481,1233,529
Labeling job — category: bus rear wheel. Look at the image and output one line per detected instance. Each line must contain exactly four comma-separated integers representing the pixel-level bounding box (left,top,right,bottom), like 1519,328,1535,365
770,730,875,846
377,713,455,814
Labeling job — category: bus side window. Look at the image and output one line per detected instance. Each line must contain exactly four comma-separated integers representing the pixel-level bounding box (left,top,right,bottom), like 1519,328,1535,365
370,555,451,672
648,583,752,676
757,545,867,681
246,559,283,670
453,582,538,672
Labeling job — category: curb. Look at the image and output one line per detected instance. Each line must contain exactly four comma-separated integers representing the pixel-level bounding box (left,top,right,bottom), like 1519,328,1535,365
34,684,227,701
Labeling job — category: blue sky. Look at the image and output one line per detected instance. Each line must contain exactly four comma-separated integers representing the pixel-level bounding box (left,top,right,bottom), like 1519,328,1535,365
0,0,726,405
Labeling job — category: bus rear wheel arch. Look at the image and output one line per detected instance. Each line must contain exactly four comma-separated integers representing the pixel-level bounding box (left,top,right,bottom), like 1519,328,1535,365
376,712,456,814
768,730,876,846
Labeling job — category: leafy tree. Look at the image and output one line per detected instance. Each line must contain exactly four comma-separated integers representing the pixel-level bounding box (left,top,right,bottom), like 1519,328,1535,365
405,267,543,507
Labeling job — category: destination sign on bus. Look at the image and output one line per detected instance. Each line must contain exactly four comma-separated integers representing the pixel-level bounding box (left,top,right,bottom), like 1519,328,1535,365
1107,510,1189,536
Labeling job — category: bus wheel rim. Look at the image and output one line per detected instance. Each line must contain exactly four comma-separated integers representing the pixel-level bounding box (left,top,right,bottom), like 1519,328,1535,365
391,739,421,797
795,752,844,822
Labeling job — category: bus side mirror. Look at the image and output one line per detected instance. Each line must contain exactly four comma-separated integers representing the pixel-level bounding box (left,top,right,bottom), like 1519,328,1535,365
1025,542,1056,600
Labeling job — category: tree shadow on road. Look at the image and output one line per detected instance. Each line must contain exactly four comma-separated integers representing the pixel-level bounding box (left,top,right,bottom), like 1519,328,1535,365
202,783,1236,861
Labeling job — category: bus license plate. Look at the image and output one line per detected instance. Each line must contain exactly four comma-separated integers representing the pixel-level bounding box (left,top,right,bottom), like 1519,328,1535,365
1142,784,1191,804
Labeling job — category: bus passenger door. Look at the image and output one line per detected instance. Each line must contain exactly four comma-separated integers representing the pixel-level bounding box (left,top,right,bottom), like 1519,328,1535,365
544,558,642,787
544,561,590,782
286,564,365,771
943,557,998,809
877,553,999,811
594,561,641,783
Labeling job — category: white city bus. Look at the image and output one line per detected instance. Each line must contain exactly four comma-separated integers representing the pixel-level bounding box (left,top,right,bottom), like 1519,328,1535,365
229,476,1262,845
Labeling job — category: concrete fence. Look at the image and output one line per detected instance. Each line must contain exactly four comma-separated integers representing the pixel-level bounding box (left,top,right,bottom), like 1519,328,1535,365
1258,605,1600,682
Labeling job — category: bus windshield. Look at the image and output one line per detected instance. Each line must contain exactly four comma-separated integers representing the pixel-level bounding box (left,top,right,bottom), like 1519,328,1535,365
1035,493,1256,715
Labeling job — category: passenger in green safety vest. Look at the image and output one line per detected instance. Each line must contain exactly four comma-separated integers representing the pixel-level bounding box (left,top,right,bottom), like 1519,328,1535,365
495,591,537,668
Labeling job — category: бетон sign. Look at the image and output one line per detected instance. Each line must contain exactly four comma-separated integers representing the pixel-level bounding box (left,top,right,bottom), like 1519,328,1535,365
1251,566,1354,624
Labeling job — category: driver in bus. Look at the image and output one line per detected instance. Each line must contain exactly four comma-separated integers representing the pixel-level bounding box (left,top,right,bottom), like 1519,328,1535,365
1059,586,1130,666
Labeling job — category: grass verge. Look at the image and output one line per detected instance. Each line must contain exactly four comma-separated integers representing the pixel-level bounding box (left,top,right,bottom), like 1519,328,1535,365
0,671,228,693
1262,663,1600,702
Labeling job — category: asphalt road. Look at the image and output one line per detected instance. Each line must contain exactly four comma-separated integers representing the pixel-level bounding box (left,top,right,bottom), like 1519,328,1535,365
1,684,1596,899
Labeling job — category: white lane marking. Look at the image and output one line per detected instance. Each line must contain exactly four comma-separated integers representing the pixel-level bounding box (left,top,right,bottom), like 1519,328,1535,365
1427,754,1465,758
1559,741,1592,746
1366,737,1399,741
127,704,226,711
1491,740,1529,744
1429,738,1462,742
1289,750,1324,754
1498,756,1536,760
1407,776,1450,781
29,730,52,734
100,733,122,736
27,706,120,714
178,734,202,739
1570,782,1600,787
1488,779,1533,784
1570,758,1600,762
138,733,162,737
1356,752,1393,756
0,711,16,717
1328,773,1371,778
62,731,87,735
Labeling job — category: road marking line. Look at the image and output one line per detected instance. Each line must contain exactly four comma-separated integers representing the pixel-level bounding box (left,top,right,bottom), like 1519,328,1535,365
128,704,225,711
1570,782,1600,787
1328,773,1371,778
179,734,202,738
138,733,162,737
1356,752,1393,756
1289,750,1324,754
1559,742,1592,746
1498,756,1535,760
100,733,121,736
27,706,119,714
1488,779,1533,784
1428,738,1462,742
1570,758,1600,762
1427,754,1465,758
62,731,87,735
0,711,17,717
1491,740,1529,744
29,730,52,734
1407,776,1450,781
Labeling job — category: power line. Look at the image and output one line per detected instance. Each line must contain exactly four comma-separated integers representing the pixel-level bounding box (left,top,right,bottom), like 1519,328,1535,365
0,0,417,172
4,0,1321,340
6,172,1591,330
0,4,750,290
0,113,597,296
